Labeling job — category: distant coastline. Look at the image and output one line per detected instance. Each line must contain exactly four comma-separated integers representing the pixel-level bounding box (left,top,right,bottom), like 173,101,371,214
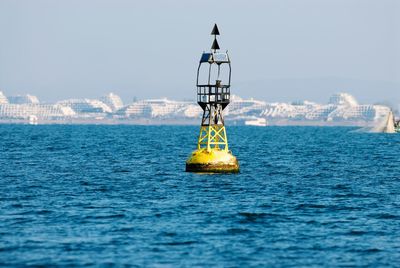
0,91,392,126
0,119,369,126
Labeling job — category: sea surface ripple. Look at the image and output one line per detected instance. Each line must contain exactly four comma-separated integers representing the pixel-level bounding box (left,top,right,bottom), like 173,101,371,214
0,125,399,267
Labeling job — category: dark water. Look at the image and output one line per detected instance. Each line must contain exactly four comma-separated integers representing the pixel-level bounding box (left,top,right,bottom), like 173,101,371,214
0,125,399,267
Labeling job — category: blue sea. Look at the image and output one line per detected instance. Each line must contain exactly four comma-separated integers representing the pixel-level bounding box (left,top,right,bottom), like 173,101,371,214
0,125,399,267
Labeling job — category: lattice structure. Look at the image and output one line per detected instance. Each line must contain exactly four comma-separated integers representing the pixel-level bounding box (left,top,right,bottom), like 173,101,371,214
197,103,228,151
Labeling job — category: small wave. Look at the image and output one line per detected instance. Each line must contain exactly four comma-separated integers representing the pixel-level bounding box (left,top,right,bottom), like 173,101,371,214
295,204,326,210
0,246,19,252
156,241,197,246
369,213,399,220
85,214,125,219
112,169,131,173
114,227,137,232
239,212,267,219
332,205,362,211
349,248,382,253
333,193,370,198
37,209,53,215
225,228,250,234
332,184,350,190
347,230,367,236
159,231,178,237
238,212,281,223
364,248,382,253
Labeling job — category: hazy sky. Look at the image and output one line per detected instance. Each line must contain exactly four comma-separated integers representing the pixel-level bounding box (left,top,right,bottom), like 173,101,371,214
0,0,399,105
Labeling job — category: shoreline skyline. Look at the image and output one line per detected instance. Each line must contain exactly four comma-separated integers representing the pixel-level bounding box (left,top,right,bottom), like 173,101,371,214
0,90,394,126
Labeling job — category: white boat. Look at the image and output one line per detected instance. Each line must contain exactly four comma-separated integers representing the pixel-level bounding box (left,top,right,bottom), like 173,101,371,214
244,118,268,127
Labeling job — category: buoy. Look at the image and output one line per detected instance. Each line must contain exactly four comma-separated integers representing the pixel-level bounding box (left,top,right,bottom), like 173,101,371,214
186,24,239,173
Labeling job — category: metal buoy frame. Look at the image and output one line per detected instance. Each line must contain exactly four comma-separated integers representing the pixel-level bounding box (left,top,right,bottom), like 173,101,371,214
186,24,239,173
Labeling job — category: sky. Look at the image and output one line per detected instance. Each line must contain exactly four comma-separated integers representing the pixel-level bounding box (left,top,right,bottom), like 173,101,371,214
0,0,399,106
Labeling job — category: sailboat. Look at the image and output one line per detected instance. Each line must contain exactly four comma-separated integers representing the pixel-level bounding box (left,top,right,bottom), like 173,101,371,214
356,110,400,133
383,111,396,133
382,110,400,133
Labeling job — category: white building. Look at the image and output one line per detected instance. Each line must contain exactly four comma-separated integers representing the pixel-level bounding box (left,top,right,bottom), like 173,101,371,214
0,91,8,104
226,95,266,117
329,93,358,106
57,99,112,114
100,93,124,112
0,104,75,120
117,98,201,118
8,94,40,104
0,91,75,120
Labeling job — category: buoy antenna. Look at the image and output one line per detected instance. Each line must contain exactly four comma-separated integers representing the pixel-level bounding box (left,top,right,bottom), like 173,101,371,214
211,39,220,51
211,24,220,52
211,23,220,35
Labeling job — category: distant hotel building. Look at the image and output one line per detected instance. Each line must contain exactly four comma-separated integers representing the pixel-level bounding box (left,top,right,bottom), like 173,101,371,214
116,99,200,119
100,93,124,112
0,91,8,104
0,91,75,121
57,99,112,114
8,94,40,104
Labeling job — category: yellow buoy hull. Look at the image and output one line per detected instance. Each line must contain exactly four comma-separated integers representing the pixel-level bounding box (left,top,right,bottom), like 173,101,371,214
186,149,239,173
